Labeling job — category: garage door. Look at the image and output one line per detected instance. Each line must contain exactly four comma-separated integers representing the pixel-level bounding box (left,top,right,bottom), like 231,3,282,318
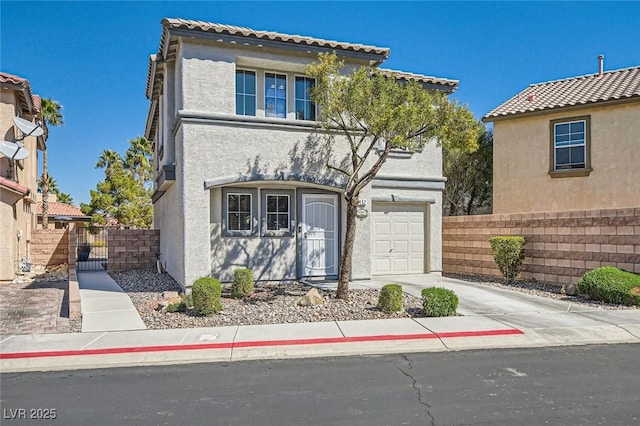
372,203,426,275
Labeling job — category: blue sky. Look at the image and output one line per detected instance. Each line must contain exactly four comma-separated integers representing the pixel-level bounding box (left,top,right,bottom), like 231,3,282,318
2,1,639,205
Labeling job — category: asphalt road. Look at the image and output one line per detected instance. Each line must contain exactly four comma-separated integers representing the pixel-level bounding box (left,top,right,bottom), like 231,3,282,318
1,344,639,425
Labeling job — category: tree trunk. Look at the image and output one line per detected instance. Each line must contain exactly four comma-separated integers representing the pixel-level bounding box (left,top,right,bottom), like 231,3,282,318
336,199,358,300
42,149,49,229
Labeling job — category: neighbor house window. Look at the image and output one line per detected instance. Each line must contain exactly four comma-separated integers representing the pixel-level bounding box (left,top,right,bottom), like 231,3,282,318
265,73,287,118
261,190,295,237
295,77,316,120
236,70,256,116
550,116,591,177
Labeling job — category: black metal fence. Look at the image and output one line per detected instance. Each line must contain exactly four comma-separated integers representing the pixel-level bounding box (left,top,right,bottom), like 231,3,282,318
76,227,108,271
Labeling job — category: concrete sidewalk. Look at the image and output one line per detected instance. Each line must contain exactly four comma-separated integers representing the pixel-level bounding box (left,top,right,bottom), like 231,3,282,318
1,309,638,372
77,271,146,332
1,273,638,372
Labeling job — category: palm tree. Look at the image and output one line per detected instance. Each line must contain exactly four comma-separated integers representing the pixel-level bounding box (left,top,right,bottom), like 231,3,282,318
56,192,74,205
38,176,58,194
124,137,152,185
96,149,123,175
40,98,64,229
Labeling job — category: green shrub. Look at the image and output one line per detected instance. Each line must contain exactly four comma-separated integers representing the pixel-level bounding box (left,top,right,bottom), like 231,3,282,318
231,268,254,299
489,236,526,282
166,300,187,313
181,292,193,308
91,241,106,248
192,277,223,316
421,287,458,317
577,266,640,306
377,284,403,313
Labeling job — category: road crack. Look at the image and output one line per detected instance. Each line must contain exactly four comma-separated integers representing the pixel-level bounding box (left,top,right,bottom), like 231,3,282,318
395,354,436,426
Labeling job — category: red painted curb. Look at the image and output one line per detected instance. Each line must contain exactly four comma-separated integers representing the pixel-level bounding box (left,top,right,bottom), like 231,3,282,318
0,329,523,360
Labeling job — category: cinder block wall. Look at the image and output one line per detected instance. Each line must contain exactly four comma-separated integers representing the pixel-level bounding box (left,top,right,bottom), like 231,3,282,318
31,229,69,267
107,229,160,272
443,207,640,286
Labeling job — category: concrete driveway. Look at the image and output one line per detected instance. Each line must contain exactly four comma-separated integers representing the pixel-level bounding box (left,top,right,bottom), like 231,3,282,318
368,274,586,316
365,274,640,334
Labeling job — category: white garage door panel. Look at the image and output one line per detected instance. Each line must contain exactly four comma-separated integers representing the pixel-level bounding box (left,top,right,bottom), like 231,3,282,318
372,203,426,275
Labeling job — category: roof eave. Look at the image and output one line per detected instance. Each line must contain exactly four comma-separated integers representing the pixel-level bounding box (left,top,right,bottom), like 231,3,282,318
483,95,640,123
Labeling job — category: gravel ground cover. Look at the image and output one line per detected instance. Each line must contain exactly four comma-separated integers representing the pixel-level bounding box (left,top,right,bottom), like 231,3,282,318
110,269,425,330
445,273,639,310
110,269,638,331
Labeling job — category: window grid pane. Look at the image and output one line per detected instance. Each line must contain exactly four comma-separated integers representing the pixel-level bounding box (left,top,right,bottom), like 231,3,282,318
295,77,315,121
236,70,256,116
554,120,586,170
265,73,287,118
228,194,251,231
266,195,289,231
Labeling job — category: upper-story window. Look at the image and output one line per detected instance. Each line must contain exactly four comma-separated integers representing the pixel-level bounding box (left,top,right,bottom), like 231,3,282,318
236,70,256,116
265,73,287,118
550,116,591,177
295,77,316,121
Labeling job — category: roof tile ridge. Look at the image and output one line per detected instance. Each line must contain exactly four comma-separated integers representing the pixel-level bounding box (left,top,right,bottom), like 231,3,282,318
528,65,640,87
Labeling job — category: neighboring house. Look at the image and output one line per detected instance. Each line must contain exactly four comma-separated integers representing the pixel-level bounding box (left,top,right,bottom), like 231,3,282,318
35,197,91,229
145,18,459,288
483,59,640,214
0,72,45,282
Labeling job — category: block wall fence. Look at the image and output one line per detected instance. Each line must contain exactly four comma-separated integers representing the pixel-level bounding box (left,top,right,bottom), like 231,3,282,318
30,229,68,267
30,226,160,273
107,229,160,272
443,207,640,286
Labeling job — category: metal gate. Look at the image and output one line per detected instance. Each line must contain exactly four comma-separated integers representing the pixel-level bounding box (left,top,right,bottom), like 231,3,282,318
76,227,108,271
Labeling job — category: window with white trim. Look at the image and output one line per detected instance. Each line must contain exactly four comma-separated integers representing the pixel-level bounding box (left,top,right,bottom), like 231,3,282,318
236,70,256,116
222,188,258,237
553,119,586,170
227,193,252,231
265,73,287,118
266,194,289,230
261,189,295,237
295,76,316,121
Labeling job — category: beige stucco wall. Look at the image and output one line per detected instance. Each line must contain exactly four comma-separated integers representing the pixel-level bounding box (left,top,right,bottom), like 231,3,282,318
0,89,39,281
493,101,640,214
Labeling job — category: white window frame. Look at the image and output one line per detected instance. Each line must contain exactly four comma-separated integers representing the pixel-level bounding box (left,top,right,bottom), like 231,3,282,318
294,75,316,121
222,188,258,237
553,119,586,171
235,69,257,116
264,72,287,119
261,189,295,237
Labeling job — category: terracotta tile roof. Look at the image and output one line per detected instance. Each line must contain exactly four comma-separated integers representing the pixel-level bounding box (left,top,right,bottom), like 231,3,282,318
483,65,640,121
36,202,89,218
0,176,31,196
161,18,390,57
377,68,459,91
0,72,41,114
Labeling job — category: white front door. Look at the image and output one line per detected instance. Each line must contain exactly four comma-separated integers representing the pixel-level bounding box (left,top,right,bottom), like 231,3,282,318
301,194,338,277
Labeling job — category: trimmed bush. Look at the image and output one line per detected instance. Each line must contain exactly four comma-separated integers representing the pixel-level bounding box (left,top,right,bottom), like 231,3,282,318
489,236,526,282
421,287,458,317
577,266,640,306
192,277,223,316
231,268,255,299
377,284,403,313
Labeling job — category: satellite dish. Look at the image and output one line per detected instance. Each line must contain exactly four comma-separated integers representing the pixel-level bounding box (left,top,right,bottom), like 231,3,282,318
0,141,29,161
13,116,43,137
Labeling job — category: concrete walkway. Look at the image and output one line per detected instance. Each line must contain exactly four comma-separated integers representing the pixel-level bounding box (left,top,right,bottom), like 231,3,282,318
77,271,146,332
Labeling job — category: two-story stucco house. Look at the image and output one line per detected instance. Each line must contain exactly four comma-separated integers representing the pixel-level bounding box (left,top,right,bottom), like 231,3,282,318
0,72,45,282
483,59,640,214
145,18,460,289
